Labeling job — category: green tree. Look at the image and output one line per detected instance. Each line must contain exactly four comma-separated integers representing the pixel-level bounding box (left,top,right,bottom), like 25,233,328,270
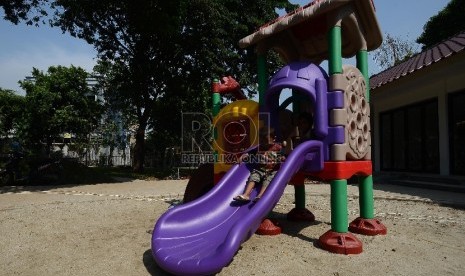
372,33,418,70
89,0,296,170
19,66,102,156
0,88,25,137
2,0,297,171
417,0,465,50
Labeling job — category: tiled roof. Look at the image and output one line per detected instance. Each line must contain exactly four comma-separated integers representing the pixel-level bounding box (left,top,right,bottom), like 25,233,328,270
370,31,465,90
239,0,382,63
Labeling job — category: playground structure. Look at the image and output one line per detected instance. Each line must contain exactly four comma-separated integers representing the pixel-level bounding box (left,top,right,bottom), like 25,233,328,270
152,0,387,275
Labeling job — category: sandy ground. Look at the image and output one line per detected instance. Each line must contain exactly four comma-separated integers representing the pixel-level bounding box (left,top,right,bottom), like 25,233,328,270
1,179,465,276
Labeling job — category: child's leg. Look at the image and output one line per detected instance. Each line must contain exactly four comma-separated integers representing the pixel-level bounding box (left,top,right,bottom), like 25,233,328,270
235,170,262,201
256,184,267,198
256,171,277,198
243,170,263,197
242,181,256,198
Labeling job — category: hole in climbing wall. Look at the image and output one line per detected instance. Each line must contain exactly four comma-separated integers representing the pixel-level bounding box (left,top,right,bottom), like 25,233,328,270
351,94,357,106
350,120,357,137
350,121,356,130
361,98,367,113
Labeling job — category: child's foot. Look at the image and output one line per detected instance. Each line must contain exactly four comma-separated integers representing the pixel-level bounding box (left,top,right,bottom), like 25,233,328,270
253,196,261,203
233,195,250,202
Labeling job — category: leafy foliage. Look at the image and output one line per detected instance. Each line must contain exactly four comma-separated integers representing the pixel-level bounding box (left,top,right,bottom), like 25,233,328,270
0,88,25,136
1,0,298,170
417,0,465,50
372,33,418,71
18,66,102,155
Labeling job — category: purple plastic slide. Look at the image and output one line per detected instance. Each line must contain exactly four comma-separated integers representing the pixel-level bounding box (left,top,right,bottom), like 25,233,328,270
151,140,323,275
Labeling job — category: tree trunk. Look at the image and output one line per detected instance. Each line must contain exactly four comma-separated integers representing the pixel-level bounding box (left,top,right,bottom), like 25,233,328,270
132,122,147,173
46,137,52,157
108,144,114,167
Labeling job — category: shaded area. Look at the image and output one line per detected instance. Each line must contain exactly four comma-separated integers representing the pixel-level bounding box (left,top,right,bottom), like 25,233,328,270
182,163,214,203
0,159,197,194
268,210,324,245
143,249,173,276
372,173,465,210
151,141,324,275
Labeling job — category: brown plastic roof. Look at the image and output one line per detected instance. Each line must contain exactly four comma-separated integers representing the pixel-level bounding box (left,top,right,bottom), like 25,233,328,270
370,31,465,90
239,0,382,63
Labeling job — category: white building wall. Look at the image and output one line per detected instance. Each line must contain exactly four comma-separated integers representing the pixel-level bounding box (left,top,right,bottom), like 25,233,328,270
371,53,465,175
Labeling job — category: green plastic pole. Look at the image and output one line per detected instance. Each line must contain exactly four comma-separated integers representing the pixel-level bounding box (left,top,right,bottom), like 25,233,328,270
212,91,220,150
258,53,275,217
212,79,221,171
331,179,348,233
212,91,220,143
359,175,375,219
257,54,267,106
356,50,375,218
291,92,307,209
212,92,221,117
328,26,342,75
294,185,306,209
356,50,370,101
212,79,220,139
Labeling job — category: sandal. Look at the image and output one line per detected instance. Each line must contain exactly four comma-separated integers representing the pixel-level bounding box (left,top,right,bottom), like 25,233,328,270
253,196,261,203
233,195,250,202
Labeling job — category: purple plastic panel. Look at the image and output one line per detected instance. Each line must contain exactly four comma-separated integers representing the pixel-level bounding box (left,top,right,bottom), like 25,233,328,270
327,90,344,110
264,61,352,162
314,78,328,137
302,144,324,172
324,90,345,161
266,62,328,107
151,140,323,275
320,126,345,161
265,61,329,139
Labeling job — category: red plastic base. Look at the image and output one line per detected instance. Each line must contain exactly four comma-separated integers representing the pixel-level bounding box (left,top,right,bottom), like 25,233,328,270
287,208,315,222
309,161,372,181
349,217,387,236
318,230,363,254
256,219,282,236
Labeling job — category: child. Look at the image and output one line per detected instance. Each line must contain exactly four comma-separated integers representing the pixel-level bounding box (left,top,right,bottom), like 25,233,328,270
287,112,314,149
233,128,285,203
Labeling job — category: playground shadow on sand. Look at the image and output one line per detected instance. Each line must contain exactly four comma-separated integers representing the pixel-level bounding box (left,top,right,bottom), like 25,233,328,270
143,249,173,276
142,212,325,276
368,174,465,210
268,211,324,246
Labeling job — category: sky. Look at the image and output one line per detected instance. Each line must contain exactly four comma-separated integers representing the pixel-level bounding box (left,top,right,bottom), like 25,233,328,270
0,0,451,95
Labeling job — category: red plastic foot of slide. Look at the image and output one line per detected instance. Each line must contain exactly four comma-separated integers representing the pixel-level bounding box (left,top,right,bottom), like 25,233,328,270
287,208,315,222
256,219,282,236
349,217,387,236
318,230,363,255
